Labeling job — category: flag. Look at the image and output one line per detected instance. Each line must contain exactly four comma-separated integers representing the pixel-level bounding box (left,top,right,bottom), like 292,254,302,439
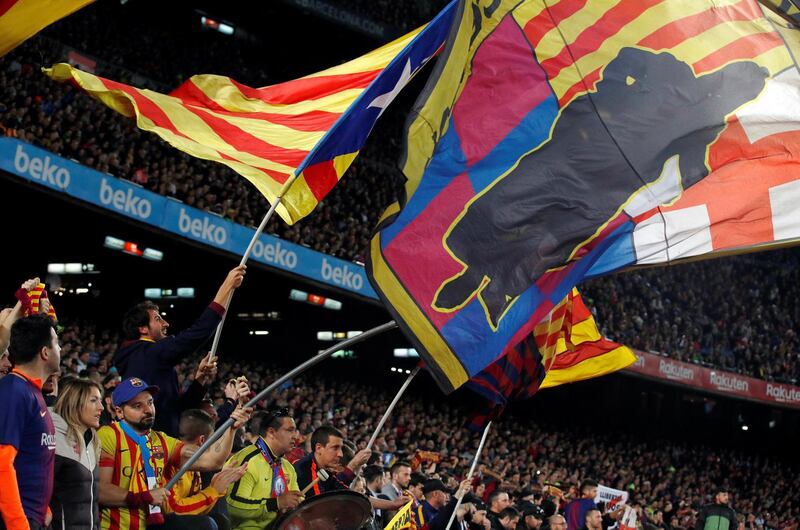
44,2,456,224
367,0,800,393
466,289,634,429
0,0,93,57
619,506,638,530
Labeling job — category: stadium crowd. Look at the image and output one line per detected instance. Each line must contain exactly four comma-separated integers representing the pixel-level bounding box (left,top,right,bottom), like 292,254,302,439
0,273,796,530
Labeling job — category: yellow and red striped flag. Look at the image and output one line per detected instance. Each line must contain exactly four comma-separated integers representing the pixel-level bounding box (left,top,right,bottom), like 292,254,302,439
0,0,93,57
538,289,634,389
44,1,456,224
465,288,634,428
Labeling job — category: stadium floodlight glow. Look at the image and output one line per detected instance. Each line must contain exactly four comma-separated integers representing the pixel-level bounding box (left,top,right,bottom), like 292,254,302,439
289,289,342,310
104,236,125,250
393,348,420,358
741,425,749,431
65,263,83,274
143,248,164,261
347,331,363,339
75,288,89,294
200,16,234,35
317,331,333,341
47,263,66,274
248,330,270,336
144,288,161,299
176,287,195,298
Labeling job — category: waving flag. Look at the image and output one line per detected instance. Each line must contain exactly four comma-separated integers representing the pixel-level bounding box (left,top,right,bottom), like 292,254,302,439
45,1,456,224
368,0,800,392
466,289,634,429
0,0,93,56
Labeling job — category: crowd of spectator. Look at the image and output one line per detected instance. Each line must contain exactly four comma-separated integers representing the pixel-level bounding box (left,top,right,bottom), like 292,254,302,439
0,2,798,388
0,271,796,530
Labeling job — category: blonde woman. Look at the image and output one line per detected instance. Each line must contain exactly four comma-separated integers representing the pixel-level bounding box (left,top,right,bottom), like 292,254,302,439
50,378,104,530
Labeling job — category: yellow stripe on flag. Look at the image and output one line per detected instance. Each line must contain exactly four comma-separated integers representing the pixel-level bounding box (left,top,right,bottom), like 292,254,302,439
0,0,93,57
540,345,636,389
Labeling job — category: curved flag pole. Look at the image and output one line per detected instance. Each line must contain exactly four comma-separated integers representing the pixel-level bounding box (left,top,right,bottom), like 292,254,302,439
366,366,421,451
206,195,283,361
169,320,398,490
445,421,493,530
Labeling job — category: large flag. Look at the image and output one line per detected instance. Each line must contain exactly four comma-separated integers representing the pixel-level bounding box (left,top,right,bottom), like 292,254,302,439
0,0,93,57
44,1,456,224
368,0,800,393
466,289,634,428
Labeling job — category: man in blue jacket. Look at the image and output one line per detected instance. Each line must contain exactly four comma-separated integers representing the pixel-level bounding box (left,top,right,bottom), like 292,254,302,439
113,265,246,435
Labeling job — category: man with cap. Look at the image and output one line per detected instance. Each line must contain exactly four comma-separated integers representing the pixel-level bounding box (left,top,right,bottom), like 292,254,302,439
695,488,737,530
423,479,474,530
422,479,452,523
97,377,251,530
521,505,546,530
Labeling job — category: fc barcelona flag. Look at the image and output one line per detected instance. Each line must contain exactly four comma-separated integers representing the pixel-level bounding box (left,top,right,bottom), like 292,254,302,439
368,0,800,392
45,2,456,224
466,289,634,429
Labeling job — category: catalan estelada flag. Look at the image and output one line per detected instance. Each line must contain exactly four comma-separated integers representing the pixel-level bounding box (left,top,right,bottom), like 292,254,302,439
368,0,800,393
0,0,93,57
466,289,634,429
44,1,456,224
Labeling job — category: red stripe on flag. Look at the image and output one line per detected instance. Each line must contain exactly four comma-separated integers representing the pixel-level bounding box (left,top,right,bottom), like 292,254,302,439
99,78,196,144
187,106,310,167
540,0,664,79
692,32,783,73
301,159,340,201
523,0,589,48
231,69,382,105
170,80,342,132
0,0,20,17
217,151,291,184
637,0,763,51
549,339,621,369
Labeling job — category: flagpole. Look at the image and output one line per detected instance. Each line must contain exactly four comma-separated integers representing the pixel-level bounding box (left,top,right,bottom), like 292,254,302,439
366,366,420,451
167,319,397,490
445,421,493,530
206,195,283,361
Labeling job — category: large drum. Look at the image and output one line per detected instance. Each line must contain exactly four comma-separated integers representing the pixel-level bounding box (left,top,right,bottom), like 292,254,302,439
273,490,373,530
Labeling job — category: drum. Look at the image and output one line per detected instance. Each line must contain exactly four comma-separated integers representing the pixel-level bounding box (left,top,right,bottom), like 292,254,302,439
273,490,373,530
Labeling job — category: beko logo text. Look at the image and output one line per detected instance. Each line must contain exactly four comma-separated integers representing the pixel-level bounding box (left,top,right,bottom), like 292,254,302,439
178,208,227,245
100,179,152,219
252,240,297,268
321,258,363,290
14,145,70,189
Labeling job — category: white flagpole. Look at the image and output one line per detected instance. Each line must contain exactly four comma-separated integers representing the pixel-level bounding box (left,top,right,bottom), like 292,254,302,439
366,366,421,451
206,196,283,361
445,421,493,530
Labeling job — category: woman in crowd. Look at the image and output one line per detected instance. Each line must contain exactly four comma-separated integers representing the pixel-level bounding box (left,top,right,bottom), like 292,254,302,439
50,378,105,530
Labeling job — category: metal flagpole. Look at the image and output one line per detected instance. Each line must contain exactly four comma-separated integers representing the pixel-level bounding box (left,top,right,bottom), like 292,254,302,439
366,366,420,451
206,196,283,361
166,320,398,490
444,421,493,530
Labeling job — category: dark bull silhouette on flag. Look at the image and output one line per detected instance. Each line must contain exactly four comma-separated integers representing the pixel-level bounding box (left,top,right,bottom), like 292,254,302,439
433,47,768,328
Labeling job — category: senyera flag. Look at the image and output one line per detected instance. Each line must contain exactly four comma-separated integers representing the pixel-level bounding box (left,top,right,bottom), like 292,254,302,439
368,0,800,393
0,0,93,57
466,289,634,429
44,1,456,224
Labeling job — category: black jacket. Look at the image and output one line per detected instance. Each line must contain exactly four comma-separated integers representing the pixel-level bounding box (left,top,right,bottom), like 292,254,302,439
113,302,224,435
293,453,356,496
696,504,737,530
49,413,100,530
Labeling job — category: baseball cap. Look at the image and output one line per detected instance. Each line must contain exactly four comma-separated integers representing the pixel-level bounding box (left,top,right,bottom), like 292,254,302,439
524,506,546,520
423,479,452,495
112,377,160,407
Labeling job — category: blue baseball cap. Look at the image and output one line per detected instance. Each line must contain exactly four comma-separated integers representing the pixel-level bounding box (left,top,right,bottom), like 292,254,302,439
112,377,160,407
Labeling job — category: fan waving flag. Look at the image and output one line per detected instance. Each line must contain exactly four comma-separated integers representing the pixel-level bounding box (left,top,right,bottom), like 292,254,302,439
0,0,93,57
466,289,634,429
44,1,456,224
368,0,800,393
